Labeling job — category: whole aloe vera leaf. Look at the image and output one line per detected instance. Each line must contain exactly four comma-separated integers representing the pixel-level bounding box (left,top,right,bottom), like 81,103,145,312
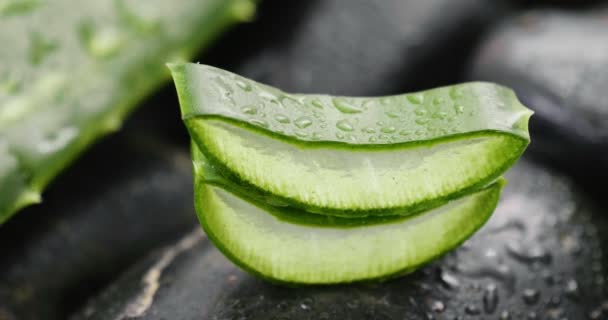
0,0,255,223
170,63,532,217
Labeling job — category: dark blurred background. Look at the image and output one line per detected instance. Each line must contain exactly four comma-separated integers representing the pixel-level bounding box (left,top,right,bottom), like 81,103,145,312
1,1,607,319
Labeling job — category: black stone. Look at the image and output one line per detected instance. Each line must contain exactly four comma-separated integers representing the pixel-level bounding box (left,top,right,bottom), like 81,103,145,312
204,0,508,96
72,159,608,320
471,7,608,190
0,133,197,320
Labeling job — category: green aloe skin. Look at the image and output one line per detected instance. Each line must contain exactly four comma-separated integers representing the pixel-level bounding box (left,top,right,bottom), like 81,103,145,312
170,63,532,284
0,0,255,224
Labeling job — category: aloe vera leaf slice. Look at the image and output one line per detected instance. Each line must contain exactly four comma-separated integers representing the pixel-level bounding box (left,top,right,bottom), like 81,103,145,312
193,142,414,227
170,63,531,216
194,168,503,284
0,0,255,223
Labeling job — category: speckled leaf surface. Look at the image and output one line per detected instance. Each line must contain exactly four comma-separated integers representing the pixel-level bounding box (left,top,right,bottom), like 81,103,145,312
0,0,254,223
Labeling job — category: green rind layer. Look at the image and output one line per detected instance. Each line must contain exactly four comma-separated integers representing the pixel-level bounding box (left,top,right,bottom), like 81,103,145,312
194,174,503,284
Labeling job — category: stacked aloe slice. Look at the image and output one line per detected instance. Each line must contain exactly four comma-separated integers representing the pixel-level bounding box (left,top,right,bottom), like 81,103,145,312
169,63,532,284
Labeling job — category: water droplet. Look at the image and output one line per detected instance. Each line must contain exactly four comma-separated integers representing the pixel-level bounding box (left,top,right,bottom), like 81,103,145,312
295,131,308,138
258,91,278,102
363,127,376,134
399,130,410,136
450,87,464,99
336,131,345,139
465,305,481,315
250,119,268,127
294,116,313,129
415,109,427,116
310,99,324,109
438,269,460,289
527,311,537,319
79,21,124,59
588,309,602,319
379,134,389,140
506,242,552,265
369,136,377,142
407,93,424,104
241,105,257,115
416,118,429,125
500,310,511,320
432,97,445,106
433,111,448,120
483,283,499,314
346,299,360,309
311,132,323,140
454,104,465,114
386,111,399,118
431,301,445,313
38,127,79,154
333,98,363,114
379,97,392,106
380,126,396,134
565,279,579,298
28,32,58,65
522,289,540,305
274,114,290,123
319,312,330,320
235,80,252,91
336,119,354,132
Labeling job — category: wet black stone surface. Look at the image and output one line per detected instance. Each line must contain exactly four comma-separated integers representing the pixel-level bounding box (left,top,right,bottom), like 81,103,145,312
73,159,608,320
0,133,197,320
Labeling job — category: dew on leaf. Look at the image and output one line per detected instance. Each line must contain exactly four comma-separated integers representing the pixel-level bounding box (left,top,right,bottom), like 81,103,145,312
294,116,313,129
236,80,252,91
336,119,354,132
407,93,424,105
432,97,445,106
450,87,464,99
250,119,268,128
416,118,429,125
274,114,290,124
380,126,396,134
310,99,324,109
333,98,363,114
241,105,257,115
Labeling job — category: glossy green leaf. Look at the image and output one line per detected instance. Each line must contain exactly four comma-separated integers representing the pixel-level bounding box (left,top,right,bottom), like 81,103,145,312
170,63,531,217
0,0,255,223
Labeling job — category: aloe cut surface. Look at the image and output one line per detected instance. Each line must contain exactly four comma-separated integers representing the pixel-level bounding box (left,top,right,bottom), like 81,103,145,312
193,148,504,283
170,63,532,217
0,0,255,223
